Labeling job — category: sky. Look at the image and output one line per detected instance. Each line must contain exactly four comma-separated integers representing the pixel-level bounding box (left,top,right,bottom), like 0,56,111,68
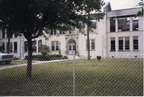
104,0,140,10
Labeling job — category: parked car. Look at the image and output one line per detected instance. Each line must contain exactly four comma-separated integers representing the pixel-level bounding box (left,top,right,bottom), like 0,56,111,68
0,52,13,64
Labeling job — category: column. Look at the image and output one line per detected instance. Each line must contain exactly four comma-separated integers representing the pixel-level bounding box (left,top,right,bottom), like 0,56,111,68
130,36,133,52
115,18,118,32
130,17,133,31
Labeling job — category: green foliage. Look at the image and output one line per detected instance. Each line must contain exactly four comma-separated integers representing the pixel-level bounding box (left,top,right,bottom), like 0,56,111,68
25,54,65,61
40,45,49,56
0,0,105,77
136,0,144,16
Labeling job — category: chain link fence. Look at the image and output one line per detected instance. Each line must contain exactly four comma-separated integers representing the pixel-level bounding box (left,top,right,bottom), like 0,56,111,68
0,53,143,96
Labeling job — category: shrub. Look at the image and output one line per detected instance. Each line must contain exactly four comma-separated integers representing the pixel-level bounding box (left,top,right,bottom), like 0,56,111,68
25,54,64,61
40,45,49,56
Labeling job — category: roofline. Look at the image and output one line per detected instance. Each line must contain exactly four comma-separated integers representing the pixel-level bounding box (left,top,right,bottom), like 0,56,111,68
109,7,142,12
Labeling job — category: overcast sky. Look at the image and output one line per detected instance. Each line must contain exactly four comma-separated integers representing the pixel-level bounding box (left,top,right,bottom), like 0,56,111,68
104,0,140,10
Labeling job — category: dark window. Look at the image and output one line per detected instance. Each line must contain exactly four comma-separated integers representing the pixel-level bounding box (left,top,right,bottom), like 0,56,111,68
51,41,59,51
110,38,115,51
56,41,59,50
133,36,138,50
125,37,130,50
119,37,123,50
2,32,5,38
110,18,116,32
133,17,139,31
14,42,17,53
91,39,95,50
51,29,56,35
24,41,28,52
90,21,96,28
52,42,55,51
118,17,130,31
2,43,5,52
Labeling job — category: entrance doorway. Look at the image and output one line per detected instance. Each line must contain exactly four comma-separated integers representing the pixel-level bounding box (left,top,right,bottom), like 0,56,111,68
68,39,76,55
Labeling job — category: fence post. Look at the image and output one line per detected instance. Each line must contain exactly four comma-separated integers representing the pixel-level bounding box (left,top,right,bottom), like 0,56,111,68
73,50,76,96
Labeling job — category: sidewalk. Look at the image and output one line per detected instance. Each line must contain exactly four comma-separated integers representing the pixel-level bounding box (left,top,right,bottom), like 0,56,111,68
0,60,65,70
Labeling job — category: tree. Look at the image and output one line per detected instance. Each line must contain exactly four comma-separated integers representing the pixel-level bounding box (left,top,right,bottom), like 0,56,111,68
0,0,105,77
137,0,144,16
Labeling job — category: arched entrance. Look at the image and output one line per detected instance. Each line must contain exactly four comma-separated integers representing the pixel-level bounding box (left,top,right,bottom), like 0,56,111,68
68,39,76,55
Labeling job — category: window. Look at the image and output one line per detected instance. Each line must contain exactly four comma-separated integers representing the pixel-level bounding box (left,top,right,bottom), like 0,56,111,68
79,22,85,33
133,17,139,31
60,31,65,34
110,18,116,32
119,37,123,50
56,41,59,50
51,29,56,35
2,32,5,38
32,41,37,52
133,36,138,50
125,37,130,50
91,39,95,50
118,17,130,31
14,42,17,53
110,37,115,51
89,20,96,33
86,39,95,50
38,40,42,52
2,43,5,52
24,41,28,52
51,41,59,51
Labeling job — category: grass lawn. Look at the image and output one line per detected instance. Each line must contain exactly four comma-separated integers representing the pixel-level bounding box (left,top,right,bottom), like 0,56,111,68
0,58,143,96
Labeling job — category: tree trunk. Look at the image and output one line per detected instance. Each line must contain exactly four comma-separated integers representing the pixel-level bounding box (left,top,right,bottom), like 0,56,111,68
7,37,11,54
7,31,12,54
87,11,90,60
27,38,33,77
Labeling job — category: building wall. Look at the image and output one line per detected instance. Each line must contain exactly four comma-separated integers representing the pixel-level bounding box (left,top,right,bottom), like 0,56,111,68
0,7,143,59
106,7,143,58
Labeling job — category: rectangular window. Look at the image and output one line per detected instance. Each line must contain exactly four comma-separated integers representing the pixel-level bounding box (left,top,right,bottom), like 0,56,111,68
10,42,12,53
86,39,95,50
91,39,95,50
14,42,17,53
56,41,59,50
125,37,130,50
110,37,115,51
110,18,116,32
118,17,130,31
2,43,5,52
2,32,5,38
51,41,59,51
132,17,139,31
24,41,28,52
119,37,123,50
133,36,138,50
51,29,56,35
52,42,55,51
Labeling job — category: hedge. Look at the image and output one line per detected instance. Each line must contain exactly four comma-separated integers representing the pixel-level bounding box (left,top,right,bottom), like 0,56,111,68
25,54,67,61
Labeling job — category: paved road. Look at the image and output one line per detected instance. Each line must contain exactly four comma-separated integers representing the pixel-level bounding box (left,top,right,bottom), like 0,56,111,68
0,60,64,70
